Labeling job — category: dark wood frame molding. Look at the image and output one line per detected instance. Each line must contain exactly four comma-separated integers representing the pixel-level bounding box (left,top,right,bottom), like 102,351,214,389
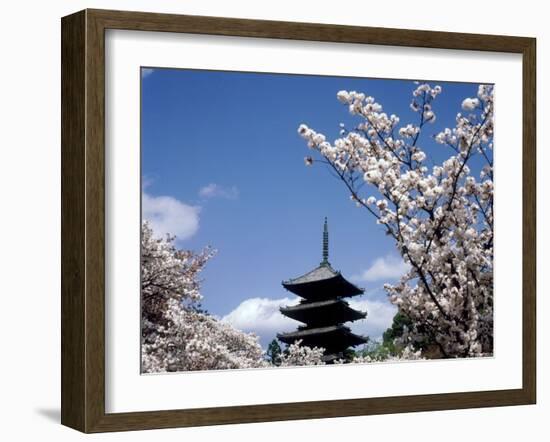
61,9,536,433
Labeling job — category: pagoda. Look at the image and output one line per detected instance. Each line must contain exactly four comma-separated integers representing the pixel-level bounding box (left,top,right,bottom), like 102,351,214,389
277,218,367,363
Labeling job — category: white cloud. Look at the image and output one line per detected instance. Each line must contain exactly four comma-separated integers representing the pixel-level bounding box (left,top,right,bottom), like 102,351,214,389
348,299,397,340
222,297,300,346
142,192,200,240
199,183,239,200
353,254,409,282
141,68,155,78
221,295,396,347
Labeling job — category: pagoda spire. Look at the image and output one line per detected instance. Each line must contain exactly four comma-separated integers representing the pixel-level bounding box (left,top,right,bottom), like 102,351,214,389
321,217,329,266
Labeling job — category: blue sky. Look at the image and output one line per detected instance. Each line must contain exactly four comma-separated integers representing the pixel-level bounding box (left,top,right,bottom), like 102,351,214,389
141,67,485,348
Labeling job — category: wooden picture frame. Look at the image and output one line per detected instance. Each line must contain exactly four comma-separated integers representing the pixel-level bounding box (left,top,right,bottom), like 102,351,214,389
61,8,536,433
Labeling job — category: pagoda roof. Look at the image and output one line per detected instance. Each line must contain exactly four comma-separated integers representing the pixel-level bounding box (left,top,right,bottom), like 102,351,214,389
277,325,367,350
284,263,339,285
282,263,364,299
280,299,366,325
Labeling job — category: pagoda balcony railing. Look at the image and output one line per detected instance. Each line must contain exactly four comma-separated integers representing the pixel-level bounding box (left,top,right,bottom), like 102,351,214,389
296,324,351,332
299,297,348,305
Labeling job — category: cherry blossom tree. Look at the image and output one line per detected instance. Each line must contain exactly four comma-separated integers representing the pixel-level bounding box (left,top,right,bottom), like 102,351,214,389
279,340,326,366
141,222,267,372
298,83,494,358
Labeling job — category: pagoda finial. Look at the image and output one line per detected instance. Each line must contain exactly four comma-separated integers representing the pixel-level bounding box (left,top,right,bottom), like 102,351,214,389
321,217,329,266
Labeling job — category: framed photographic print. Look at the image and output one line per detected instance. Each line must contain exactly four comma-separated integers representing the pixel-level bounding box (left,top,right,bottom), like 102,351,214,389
61,9,536,433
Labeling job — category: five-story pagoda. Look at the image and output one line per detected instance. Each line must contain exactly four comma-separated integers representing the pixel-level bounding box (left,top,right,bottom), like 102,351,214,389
277,218,367,362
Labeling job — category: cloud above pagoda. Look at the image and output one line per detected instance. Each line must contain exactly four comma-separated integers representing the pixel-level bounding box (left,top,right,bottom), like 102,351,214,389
142,191,200,241
198,183,239,200
348,298,397,340
141,68,155,78
221,296,300,347
352,254,410,282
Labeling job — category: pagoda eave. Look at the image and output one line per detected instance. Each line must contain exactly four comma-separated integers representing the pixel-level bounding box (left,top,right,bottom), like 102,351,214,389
280,299,366,325
277,325,367,350
283,276,364,300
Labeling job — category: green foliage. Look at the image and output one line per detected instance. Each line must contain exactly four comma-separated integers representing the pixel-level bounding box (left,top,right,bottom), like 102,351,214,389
382,311,413,355
354,313,416,361
382,311,442,357
343,347,357,361
357,339,391,360
266,339,282,366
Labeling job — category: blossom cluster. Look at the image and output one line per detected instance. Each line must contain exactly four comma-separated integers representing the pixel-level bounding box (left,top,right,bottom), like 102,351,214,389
278,340,326,366
142,298,269,372
345,344,424,364
298,83,494,358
